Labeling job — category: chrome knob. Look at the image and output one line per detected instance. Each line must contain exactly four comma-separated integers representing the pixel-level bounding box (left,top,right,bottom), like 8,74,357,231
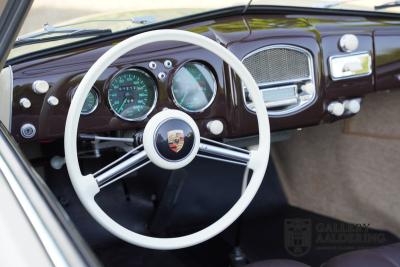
47,96,59,106
207,120,224,135
344,99,361,114
339,34,359,52
327,101,345,116
32,80,49,94
19,98,31,109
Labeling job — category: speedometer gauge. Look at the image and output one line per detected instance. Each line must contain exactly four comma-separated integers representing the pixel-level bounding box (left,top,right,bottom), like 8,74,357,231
171,62,217,112
107,68,157,121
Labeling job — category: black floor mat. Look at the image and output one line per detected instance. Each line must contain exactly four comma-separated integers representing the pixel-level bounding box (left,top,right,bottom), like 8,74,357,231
90,206,399,267
38,141,399,267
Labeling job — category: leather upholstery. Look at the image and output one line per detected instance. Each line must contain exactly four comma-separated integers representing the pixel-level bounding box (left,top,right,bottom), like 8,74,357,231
245,259,310,267
323,243,400,267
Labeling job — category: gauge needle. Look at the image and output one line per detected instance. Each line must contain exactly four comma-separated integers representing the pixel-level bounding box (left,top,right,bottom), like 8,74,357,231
117,98,128,113
180,91,189,105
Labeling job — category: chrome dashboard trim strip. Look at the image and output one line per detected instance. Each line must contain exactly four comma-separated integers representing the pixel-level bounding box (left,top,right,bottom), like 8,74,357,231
0,154,69,267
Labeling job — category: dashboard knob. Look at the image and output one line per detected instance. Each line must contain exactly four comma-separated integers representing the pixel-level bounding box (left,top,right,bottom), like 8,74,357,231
301,82,315,95
19,98,31,109
344,99,361,114
47,96,59,106
207,120,224,135
339,34,359,52
32,80,49,94
327,101,345,116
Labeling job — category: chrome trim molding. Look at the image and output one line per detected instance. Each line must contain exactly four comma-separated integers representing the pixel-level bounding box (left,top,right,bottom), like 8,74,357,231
0,154,69,267
0,66,13,130
241,44,316,117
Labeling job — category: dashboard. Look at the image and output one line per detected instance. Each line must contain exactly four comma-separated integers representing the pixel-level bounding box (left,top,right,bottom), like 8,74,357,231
7,13,400,143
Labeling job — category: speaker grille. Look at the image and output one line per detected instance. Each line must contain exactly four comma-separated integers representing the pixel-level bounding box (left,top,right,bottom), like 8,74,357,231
243,46,311,85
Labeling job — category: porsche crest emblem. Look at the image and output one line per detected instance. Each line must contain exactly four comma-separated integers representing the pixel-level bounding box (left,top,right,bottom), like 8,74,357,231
167,130,185,153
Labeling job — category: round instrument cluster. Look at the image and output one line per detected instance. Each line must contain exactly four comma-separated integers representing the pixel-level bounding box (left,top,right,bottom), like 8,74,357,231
107,68,157,121
171,62,217,112
104,61,216,121
81,88,99,115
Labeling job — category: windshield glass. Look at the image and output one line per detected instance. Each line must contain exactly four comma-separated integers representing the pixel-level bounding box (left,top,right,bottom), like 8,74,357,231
8,0,400,60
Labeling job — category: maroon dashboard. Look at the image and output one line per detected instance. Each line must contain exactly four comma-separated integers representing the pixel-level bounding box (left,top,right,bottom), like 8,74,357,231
9,13,400,143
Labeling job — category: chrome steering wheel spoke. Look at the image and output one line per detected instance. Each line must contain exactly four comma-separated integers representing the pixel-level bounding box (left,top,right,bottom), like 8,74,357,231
198,137,250,166
93,144,149,188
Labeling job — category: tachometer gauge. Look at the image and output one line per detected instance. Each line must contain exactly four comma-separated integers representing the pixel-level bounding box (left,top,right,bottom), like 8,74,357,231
107,68,157,121
81,88,99,115
171,62,217,112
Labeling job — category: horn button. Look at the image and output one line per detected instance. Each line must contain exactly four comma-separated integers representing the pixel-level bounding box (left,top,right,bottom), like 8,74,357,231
143,109,201,170
154,119,195,161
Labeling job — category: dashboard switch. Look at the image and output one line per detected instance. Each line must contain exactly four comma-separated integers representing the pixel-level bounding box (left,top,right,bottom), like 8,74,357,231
327,101,345,116
32,80,49,94
19,98,31,109
207,120,224,135
47,96,59,106
20,123,36,139
344,99,361,114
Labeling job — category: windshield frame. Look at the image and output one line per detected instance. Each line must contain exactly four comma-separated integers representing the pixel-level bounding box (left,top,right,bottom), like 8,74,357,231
0,0,32,68
7,4,400,66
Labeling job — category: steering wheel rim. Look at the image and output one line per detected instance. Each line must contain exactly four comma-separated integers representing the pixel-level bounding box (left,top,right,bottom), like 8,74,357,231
64,29,270,250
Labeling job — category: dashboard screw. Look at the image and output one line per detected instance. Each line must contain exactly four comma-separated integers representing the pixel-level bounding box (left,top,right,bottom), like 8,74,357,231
158,72,166,81
149,61,157,70
164,60,173,68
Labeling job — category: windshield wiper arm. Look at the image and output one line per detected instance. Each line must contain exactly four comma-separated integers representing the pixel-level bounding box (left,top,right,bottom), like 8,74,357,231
14,23,112,48
375,1,400,10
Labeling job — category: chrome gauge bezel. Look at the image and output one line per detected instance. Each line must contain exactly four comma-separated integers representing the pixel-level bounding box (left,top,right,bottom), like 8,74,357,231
107,68,158,122
80,87,99,115
171,61,217,113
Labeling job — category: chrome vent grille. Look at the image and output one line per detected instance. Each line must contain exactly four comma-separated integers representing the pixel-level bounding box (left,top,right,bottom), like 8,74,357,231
243,47,310,85
241,45,316,117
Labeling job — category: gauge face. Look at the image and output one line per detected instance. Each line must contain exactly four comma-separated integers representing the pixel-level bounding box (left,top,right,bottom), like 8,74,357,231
81,88,98,115
172,62,217,112
107,69,157,121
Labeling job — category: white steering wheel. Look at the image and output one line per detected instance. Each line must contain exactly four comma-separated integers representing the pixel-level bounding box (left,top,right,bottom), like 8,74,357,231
64,29,270,250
